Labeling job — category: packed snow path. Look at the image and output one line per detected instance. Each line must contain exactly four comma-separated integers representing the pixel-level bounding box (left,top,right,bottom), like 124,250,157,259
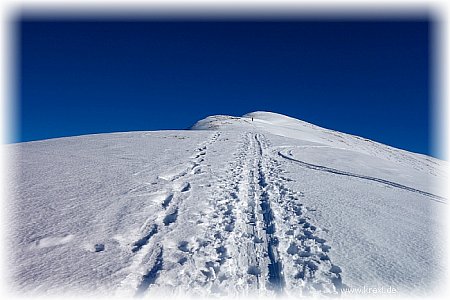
115,131,342,297
6,112,447,298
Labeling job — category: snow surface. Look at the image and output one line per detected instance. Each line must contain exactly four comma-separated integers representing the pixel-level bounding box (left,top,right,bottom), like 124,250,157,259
5,111,448,298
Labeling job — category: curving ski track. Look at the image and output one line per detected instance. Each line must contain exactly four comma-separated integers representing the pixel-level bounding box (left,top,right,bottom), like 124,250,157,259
277,149,446,204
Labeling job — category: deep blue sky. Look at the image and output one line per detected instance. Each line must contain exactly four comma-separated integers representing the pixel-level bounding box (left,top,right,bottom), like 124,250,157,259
17,17,434,156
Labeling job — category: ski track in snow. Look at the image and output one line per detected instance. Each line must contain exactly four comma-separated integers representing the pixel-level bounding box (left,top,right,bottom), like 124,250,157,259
254,134,343,296
277,148,446,204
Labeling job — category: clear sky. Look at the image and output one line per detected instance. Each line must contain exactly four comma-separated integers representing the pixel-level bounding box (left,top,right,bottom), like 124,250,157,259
17,17,434,157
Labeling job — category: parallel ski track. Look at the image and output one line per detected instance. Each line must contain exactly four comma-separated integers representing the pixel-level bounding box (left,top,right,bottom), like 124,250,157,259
254,134,285,293
259,135,344,296
204,132,343,296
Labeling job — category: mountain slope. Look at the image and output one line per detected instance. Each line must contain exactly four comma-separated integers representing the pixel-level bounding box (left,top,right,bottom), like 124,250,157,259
6,112,447,298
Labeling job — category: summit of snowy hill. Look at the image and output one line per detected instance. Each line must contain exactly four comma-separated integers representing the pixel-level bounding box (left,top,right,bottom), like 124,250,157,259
191,111,314,130
6,112,448,298
243,111,317,126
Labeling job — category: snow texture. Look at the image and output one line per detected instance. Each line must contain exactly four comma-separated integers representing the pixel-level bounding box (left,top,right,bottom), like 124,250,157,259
5,111,447,298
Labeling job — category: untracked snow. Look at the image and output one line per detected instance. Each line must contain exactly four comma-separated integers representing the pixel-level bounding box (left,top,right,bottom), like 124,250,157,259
5,111,448,298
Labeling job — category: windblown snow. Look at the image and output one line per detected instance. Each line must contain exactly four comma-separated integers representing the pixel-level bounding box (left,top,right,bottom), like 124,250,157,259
5,112,448,298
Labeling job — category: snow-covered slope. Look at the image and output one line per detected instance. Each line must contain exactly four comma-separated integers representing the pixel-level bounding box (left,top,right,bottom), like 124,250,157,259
6,112,447,298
